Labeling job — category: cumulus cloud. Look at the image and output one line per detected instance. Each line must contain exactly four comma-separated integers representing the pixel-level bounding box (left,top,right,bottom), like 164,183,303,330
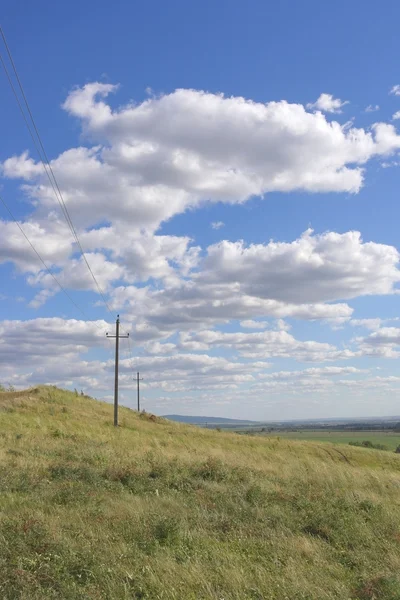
393,111,400,120
114,283,353,343
103,227,400,340
2,83,400,316
179,329,354,362
306,93,349,113
240,319,290,331
263,366,364,378
350,318,383,331
3,82,400,412
211,221,224,230
0,218,73,273
0,316,272,395
0,318,108,368
118,353,267,393
199,229,400,304
390,85,400,96
355,327,400,358
251,368,400,397
7,82,400,236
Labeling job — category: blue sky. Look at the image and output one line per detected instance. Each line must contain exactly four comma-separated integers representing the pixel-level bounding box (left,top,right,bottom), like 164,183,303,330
1,0,400,418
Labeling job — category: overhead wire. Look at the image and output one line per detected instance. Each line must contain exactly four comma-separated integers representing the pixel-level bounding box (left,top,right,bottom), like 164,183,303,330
0,26,133,381
126,333,137,377
0,191,116,377
0,192,105,331
0,26,118,326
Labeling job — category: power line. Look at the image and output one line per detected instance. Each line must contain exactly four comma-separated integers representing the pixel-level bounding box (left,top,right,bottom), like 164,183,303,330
0,192,105,330
0,26,118,325
0,191,116,386
126,333,136,372
0,52,74,240
0,26,130,388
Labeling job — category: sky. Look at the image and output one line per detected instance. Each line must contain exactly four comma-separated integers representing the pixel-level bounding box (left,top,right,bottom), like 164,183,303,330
1,0,400,419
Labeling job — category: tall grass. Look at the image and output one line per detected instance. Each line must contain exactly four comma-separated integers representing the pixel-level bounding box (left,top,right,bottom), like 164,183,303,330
1,386,400,599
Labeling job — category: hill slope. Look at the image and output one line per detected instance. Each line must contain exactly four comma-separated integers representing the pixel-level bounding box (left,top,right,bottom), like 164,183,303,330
1,387,400,599
163,414,258,424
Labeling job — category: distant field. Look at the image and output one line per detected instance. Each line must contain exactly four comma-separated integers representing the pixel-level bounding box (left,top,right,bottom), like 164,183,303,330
264,429,400,450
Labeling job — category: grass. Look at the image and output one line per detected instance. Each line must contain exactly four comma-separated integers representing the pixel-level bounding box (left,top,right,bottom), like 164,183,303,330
264,430,400,451
1,387,400,599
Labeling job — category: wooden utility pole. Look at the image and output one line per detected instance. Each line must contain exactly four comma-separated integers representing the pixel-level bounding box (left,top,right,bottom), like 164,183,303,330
106,315,129,426
136,372,143,412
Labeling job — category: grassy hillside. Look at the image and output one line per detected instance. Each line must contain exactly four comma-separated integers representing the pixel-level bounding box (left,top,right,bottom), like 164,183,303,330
1,388,400,599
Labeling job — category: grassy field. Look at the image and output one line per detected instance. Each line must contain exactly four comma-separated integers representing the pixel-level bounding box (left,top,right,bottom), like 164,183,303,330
2,387,400,599
264,430,400,451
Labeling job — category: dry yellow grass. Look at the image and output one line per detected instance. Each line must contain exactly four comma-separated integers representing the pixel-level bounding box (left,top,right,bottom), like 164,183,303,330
1,386,400,599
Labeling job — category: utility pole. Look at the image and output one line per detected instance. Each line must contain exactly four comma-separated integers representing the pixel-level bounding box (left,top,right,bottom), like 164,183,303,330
136,372,143,412
106,315,129,427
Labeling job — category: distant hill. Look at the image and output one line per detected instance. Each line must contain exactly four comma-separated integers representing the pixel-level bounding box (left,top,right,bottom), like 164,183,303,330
163,414,259,424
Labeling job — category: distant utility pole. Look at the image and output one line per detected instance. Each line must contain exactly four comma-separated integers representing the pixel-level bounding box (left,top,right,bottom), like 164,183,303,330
106,315,129,427
136,372,143,412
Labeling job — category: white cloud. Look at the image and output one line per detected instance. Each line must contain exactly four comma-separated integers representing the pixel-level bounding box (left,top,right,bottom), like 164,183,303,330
2,84,400,316
29,252,126,294
255,365,364,386
365,105,380,113
114,284,353,343
251,368,400,397
179,329,354,362
351,317,400,331
199,229,400,304
211,221,224,230
104,224,400,342
117,353,266,392
351,318,383,331
0,218,73,273
2,151,42,180
240,320,269,329
393,111,400,120
353,327,400,358
0,318,108,368
1,314,398,417
390,85,400,96
2,84,400,313
240,319,290,331
3,83,400,414
29,288,57,309
267,366,364,378
6,82,400,235
276,319,291,331
306,93,349,114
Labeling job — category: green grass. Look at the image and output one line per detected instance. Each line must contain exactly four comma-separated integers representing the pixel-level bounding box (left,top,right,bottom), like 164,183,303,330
265,430,400,451
1,387,400,599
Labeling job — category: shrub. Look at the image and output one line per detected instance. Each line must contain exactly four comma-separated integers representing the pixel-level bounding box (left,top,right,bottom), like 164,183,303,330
153,517,180,546
349,440,388,451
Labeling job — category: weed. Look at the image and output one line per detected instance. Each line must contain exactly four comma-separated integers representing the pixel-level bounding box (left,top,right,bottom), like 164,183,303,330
153,516,181,546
